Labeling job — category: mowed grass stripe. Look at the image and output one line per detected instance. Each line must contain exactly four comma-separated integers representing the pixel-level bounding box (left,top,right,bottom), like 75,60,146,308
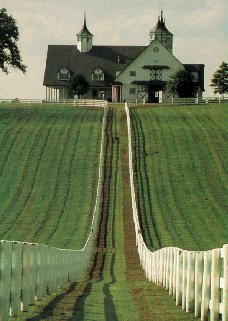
45,110,102,248
0,106,103,249
156,109,218,248
0,113,60,239
131,111,161,250
141,110,192,248
0,109,49,225
131,105,228,251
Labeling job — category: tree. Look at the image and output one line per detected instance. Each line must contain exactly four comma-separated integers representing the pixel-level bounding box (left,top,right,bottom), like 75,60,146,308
210,61,228,97
68,73,89,98
0,8,26,74
168,69,197,98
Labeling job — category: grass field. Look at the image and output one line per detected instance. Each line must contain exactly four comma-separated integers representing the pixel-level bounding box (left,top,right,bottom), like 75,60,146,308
11,107,197,321
131,104,228,251
0,104,103,249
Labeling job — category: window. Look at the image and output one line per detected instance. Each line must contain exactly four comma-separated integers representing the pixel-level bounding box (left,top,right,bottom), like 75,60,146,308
130,71,136,77
58,67,70,81
129,88,136,94
99,91,105,100
150,69,162,80
92,67,104,81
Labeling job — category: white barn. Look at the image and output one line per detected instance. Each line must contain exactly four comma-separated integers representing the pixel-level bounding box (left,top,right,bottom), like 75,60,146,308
43,12,204,103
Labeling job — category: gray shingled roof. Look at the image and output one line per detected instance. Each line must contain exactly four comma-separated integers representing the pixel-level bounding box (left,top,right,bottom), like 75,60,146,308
43,45,145,87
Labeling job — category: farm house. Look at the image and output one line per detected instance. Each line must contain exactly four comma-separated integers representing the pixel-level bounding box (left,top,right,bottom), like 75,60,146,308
43,11,204,103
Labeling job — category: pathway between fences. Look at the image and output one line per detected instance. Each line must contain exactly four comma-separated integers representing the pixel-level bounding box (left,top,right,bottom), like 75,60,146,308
11,108,197,321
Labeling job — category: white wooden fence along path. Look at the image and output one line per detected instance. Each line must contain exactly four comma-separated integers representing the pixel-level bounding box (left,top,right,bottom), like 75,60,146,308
0,102,108,321
125,102,228,321
0,99,107,108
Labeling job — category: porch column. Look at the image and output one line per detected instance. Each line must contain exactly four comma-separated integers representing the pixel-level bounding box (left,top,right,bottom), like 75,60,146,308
112,86,121,103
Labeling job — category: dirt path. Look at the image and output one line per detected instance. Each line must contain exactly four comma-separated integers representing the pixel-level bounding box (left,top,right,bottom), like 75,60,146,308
12,107,197,321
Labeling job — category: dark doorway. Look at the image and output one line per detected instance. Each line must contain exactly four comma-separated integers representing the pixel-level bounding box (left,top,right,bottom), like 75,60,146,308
148,86,159,103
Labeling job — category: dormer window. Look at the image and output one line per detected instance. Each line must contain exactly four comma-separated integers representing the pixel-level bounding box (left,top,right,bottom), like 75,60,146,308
92,67,104,81
58,67,70,81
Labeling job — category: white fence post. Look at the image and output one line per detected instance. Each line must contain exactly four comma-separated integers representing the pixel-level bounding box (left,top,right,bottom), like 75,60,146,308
195,252,204,317
166,248,170,291
169,248,174,295
222,244,228,321
158,250,162,286
182,250,188,310
35,244,45,300
0,241,12,321
210,248,221,320
172,248,178,299
10,242,23,317
29,244,37,306
186,251,196,312
176,249,183,306
162,248,167,287
201,250,212,320
21,243,33,311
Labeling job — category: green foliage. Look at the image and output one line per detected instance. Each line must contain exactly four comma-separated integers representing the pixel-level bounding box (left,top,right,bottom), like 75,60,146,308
0,105,103,249
210,61,228,96
68,73,89,98
131,105,228,251
0,8,26,73
168,69,197,98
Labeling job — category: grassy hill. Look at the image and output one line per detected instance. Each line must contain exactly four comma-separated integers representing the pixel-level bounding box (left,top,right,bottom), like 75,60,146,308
131,104,228,251
0,105,103,249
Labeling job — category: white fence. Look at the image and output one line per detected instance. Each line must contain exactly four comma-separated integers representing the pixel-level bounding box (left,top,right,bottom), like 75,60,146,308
125,102,228,321
130,97,228,106
0,103,108,321
170,97,228,105
0,98,107,108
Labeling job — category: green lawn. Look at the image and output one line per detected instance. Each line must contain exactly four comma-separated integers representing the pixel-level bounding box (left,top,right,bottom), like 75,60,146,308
11,107,198,321
0,105,103,249
131,104,228,251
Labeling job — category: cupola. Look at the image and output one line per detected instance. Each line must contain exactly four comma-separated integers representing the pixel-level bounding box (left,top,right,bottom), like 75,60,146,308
150,11,173,52
77,13,93,53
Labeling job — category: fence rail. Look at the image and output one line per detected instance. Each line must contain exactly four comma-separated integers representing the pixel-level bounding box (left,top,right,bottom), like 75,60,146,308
0,102,108,320
125,102,228,321
170,97,228,105
0,98,107,108
130,97,228,107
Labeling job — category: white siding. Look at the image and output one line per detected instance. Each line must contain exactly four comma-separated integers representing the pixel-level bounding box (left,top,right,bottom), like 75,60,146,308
115,39,184,85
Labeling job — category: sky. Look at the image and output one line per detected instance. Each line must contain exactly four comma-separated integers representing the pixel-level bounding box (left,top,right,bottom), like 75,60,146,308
0,0,227,99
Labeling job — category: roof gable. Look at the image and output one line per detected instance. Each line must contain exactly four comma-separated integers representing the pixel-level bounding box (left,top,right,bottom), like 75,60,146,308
115,38,184,83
